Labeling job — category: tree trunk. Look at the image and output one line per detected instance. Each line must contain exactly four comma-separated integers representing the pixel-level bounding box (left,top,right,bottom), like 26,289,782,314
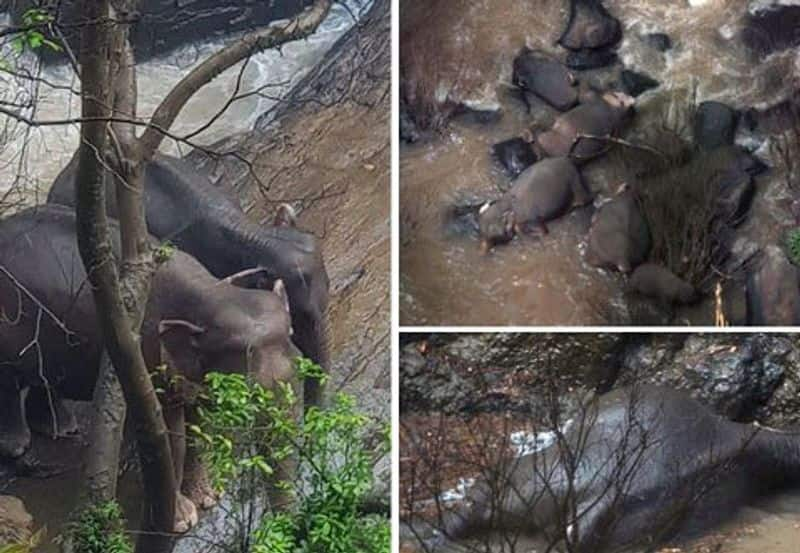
74,1,176,552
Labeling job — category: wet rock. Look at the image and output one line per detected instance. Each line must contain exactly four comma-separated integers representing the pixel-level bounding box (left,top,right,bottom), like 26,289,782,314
491,137,539,177
621,334,791,421
620,69,659,97
512,50,579,111
643,32,672,52
747,245,800,325
694,101,739,151
400,99,421,143
10,0,315,62
565,48,618,70
629,263,697,305
0,495,33,545
558,0,622,51
741,4,800,58
399,343,471,413
742,90,800,135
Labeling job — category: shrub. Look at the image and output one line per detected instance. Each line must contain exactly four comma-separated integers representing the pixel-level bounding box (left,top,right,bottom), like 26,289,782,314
68,501,132,553
192,358,390,553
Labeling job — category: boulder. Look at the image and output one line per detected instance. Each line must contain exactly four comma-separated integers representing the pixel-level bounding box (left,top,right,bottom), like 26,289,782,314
620,69,659,97
741,3,800,58
693,101,739,151
9,0,314,62
558,0,622,51
491,137,538,177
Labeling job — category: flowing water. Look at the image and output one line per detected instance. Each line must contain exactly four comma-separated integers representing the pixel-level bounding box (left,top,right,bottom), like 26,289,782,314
0,1,365,208
399,0,800,325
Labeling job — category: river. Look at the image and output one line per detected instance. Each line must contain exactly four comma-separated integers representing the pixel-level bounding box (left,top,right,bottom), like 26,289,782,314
399,0,800,325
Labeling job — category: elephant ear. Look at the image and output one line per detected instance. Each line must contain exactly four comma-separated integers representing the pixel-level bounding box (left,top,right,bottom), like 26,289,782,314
220,267,273,290
158,320,206,385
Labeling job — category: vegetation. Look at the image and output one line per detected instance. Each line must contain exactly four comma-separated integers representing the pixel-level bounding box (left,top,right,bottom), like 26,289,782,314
67,501,132,553
192,359,390,553
786,227,800,266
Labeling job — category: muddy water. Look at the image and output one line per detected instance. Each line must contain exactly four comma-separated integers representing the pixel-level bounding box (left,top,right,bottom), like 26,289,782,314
0,1,363,205
400,0,800,325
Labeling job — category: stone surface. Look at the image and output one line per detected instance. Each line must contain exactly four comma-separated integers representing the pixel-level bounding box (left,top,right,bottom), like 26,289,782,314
9,0,314,62
694,101,739,151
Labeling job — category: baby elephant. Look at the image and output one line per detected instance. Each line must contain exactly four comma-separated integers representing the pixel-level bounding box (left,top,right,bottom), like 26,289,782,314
585,184,651,273
478,157,591,252
535,91,635,161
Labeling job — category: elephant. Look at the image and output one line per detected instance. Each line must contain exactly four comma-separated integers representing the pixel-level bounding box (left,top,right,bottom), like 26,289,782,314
534,92,635,161
585,183,650,273
629,263,698,305
47,151,329,408
0,205,298,532
413,385,800,552
512,49,579,112
477,157,591,252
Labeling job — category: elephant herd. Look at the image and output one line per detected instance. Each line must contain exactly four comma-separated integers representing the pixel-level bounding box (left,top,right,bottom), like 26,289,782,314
472,18,772,315
0,152,329,532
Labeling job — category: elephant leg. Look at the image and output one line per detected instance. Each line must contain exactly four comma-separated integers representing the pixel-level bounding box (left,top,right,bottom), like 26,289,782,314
0,382,30,458
163,397,197,534
26,386,78,438
182,405,218,510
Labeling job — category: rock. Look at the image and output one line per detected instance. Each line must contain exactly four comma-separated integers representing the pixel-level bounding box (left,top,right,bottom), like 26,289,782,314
643,32,672,51
621,334,791,421
558,0,622,51
620,70,660,97
0,495,33,545
512,50,579,111
741,4,800,58
747,245,800,325
693,101,739,151
399,343,471,413
491,137,538,177
565,48,618,70
9,0,314,62
400,99,421,143
742,90,800,135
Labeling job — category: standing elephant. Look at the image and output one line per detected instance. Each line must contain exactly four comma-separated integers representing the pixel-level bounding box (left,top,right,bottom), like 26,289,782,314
47,152,329,407
478,157,590,252
0,205,298,532
535,92,635,161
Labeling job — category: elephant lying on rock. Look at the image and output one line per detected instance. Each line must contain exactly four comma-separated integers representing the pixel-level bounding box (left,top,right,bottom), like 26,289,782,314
416,385,800,552
512,49,579,112
534,92,635,161
478,157,590,252
629,263,697,305
585,184,650,273
47,152,329,407
0,205,298,533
